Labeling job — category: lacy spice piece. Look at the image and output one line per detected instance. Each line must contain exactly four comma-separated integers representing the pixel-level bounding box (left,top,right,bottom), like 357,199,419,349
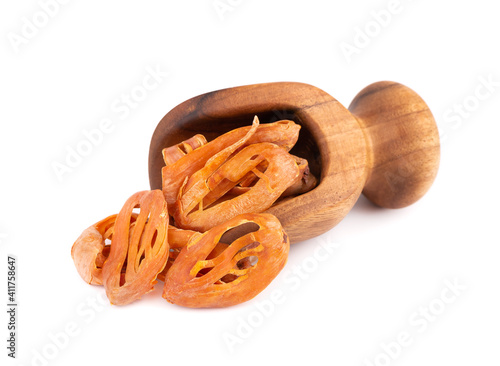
163,213,290,308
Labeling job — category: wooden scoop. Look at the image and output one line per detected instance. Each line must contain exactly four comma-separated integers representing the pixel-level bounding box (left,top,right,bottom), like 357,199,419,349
149,81,440,243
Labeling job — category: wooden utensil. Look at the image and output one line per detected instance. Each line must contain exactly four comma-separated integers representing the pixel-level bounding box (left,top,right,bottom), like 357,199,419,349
149,81,440,243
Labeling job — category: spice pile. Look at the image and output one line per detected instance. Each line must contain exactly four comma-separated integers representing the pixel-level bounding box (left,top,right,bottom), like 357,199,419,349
71,116,317,308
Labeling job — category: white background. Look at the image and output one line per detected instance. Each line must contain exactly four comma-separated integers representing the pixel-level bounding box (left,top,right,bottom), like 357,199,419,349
1,0,499,365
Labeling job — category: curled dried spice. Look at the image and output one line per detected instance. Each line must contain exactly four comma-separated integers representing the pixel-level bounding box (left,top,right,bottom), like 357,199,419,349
173,142,300,232
102,190,170,305
71,214,124,286
162,134,207,166
162,116,301,210
163,213,290,308
281,155,317,197
72,211,199,285
229,154,317,198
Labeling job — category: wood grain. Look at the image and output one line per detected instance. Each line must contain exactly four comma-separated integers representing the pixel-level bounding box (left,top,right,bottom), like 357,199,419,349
149,81,439,243
349,81,440,208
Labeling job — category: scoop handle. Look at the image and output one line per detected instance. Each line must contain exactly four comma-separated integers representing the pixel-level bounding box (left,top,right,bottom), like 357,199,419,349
349,81,440,208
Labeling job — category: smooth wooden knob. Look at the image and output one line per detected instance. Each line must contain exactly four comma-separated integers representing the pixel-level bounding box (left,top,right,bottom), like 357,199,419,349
349,81,440,208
